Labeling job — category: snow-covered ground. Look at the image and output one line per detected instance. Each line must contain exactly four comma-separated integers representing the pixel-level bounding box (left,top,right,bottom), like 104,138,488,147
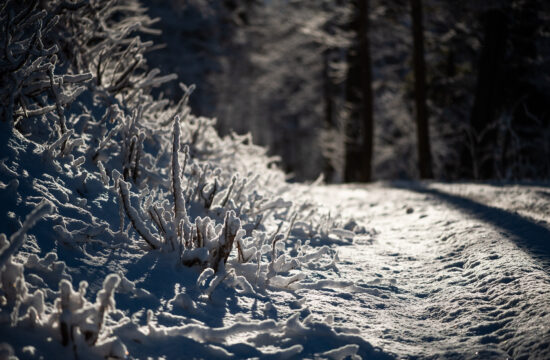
3,171,550,359
307,182,550,359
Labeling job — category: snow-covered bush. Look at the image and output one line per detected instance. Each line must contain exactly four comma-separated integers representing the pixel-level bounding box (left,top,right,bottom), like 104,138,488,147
55,274,126,356
0,0,366,358
0,201,52,324
0,0,91,140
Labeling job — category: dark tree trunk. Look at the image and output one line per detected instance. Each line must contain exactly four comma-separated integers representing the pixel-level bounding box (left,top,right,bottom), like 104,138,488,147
469,10,507,179
344,0,374,182
322,49,336,181
410,0,433,179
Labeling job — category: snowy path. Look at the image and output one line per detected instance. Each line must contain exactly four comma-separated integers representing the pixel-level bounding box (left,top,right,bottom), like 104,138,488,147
306,183,550,359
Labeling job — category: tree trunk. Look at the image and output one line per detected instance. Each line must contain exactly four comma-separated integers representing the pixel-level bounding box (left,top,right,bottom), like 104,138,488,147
344,0,374,182
410,0,433,179
322,49,336,181
469,10,507,179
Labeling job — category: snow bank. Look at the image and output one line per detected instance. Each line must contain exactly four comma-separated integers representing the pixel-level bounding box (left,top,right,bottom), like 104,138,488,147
0,1,382,359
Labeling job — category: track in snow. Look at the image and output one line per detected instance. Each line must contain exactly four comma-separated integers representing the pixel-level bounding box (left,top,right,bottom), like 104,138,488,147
306,182,550,359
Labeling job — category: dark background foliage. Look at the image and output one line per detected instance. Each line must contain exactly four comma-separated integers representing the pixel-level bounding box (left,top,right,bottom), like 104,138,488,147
142,0,550,182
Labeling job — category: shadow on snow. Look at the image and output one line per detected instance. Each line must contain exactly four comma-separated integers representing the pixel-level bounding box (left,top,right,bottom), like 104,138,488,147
390,182,550,272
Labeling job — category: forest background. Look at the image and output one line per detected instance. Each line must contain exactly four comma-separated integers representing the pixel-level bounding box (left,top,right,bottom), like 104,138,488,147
143,0,550,182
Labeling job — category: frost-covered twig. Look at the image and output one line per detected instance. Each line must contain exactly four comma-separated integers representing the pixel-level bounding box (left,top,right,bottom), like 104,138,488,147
43,129,74,159
118,179,162,250
212,211,241,272
88,274,121,345
272,212,297,259
171,115,188,239
0,200,53,269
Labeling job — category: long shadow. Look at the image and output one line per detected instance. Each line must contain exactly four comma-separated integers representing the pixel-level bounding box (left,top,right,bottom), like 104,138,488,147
390,182,550,269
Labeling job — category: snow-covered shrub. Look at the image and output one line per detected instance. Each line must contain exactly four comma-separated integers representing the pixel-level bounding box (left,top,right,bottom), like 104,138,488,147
55,275,125,355
0,205,127,358
0,0,339,278
114,110,341,285
0,201,52,316
0,0,92,139
0,0,358,358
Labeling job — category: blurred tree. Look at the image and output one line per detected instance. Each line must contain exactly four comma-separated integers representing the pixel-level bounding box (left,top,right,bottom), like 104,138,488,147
456,0,550,179
344,0,374,182
410,0,433,178
214,0,352,181
468,9,507,179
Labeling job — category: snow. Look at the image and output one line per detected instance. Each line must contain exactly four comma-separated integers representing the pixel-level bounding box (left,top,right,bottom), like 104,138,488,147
1,1,549,359
3,134,550,358
305,182,550,359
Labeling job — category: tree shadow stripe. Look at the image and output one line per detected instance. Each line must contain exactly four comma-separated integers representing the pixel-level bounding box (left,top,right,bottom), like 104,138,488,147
390,182,550,271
